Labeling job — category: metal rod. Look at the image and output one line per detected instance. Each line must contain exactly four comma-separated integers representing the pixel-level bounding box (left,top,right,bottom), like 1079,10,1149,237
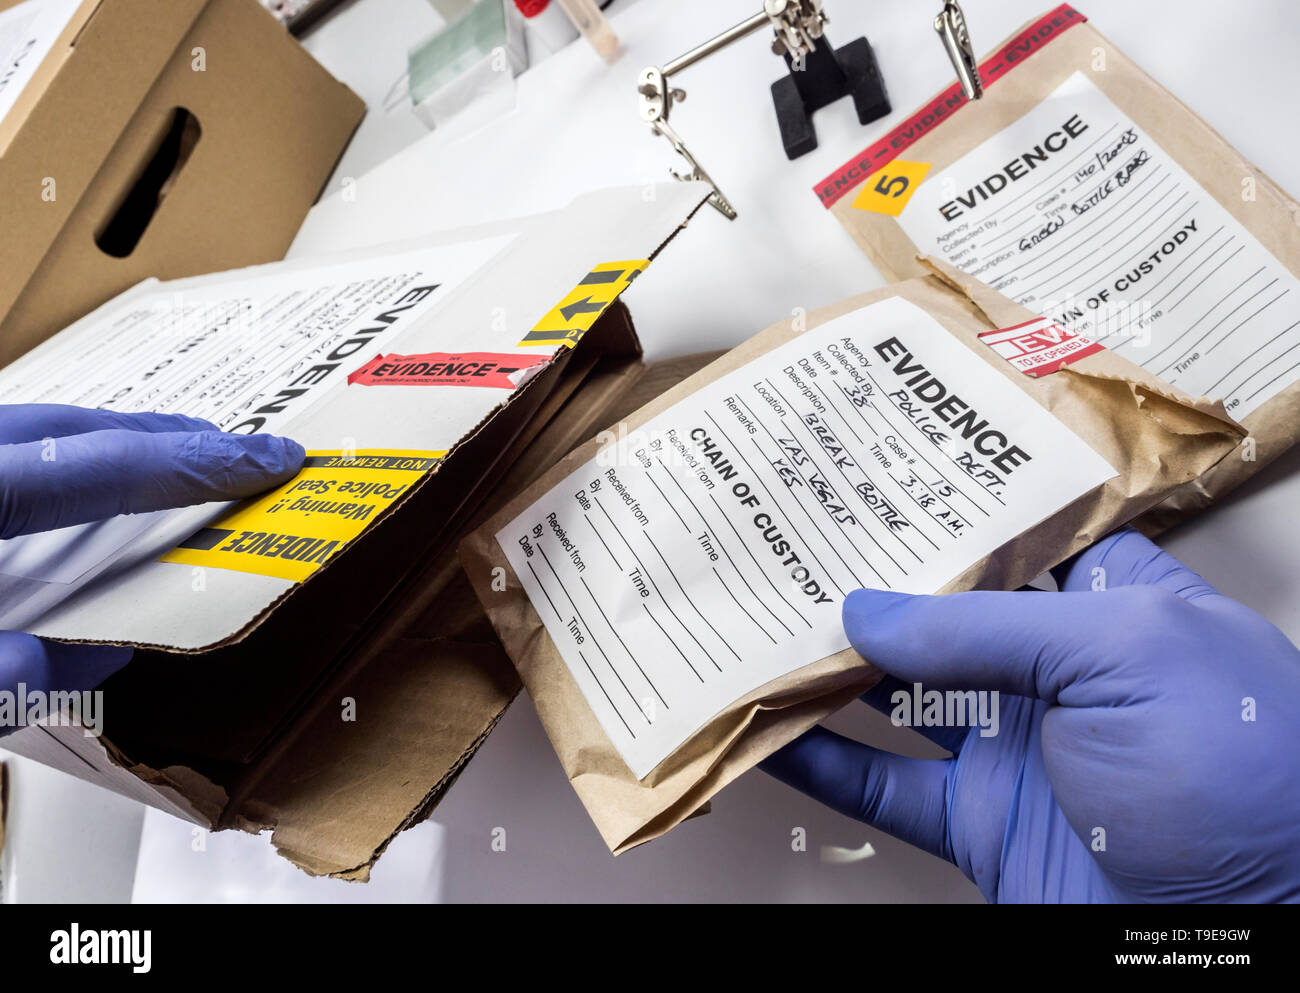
662,11,769,76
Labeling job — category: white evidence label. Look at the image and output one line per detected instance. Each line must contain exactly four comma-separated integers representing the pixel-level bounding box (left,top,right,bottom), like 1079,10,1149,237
0,237,511,588
897,72,1300,420
497,296,1116,779
0,239,511,433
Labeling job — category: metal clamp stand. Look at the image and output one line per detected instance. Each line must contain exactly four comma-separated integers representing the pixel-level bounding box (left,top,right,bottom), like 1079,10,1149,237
772,33,889,160
639,0,983,220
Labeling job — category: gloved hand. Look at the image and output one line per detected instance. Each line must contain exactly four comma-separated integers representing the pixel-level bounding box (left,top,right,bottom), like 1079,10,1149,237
762,528,1300,903
0,404,305,734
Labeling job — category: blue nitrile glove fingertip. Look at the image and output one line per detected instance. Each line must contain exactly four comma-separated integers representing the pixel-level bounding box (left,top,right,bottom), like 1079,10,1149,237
275,435,307,471
0,636,132,738
842,588,917,659
0,631,53,699
176,431,305,500
225,432,305,479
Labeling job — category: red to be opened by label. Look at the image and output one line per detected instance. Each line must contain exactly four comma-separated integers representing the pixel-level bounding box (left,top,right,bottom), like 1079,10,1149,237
347,351,550,389
978,317,1104,378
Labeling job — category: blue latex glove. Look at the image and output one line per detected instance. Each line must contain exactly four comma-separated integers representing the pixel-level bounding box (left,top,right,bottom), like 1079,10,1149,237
0,404,305,734
762,528,1300,903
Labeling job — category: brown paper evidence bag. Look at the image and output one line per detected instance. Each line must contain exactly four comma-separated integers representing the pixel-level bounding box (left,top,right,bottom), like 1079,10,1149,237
822,6,1300,533
461,258,1244,854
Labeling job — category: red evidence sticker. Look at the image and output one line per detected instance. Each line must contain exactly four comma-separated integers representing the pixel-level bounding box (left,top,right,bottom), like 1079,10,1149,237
978,317,1104,377
347,351,550,389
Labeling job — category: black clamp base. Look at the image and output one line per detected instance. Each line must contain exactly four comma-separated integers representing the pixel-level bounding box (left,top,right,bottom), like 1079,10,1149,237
770,34,890,160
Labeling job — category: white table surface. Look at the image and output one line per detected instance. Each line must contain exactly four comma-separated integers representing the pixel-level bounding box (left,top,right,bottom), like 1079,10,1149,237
5,0,1300,903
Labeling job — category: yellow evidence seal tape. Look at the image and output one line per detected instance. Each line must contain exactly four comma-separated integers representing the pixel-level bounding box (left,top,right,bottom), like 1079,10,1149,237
160,449,445,582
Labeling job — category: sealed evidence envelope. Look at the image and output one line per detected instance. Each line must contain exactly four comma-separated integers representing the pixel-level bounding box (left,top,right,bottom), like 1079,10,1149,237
461,261,1243,852
495,295,1116,778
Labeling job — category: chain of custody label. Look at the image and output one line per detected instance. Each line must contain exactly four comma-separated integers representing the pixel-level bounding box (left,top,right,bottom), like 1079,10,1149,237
496,296,1116,779
897,72,1300,420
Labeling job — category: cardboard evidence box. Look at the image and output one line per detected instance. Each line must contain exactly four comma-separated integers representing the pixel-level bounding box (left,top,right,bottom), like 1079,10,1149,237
0,183,715,880
0,0,364,368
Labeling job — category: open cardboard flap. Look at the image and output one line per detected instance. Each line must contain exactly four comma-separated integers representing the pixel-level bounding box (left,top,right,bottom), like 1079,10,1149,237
460,257,1244,854
0,183,712,649
0,183,719,878
232,348,727,879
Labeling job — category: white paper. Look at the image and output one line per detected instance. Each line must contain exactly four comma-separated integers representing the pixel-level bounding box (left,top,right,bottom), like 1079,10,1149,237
0,235,511,588
898,72,1300,420
497,296,1116,778
131,808,447,905
0,237,512,432
0,516,160,586
0,0,79,127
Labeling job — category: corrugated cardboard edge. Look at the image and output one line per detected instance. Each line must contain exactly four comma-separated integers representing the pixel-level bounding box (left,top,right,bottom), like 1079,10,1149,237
460,267,1244,854
232,636,520,881
2,192,716,879
310,708,511,883
2,719,229,825
0,333,618,835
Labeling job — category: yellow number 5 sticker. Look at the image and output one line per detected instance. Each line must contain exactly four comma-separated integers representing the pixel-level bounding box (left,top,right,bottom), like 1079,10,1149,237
851,160,931,216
